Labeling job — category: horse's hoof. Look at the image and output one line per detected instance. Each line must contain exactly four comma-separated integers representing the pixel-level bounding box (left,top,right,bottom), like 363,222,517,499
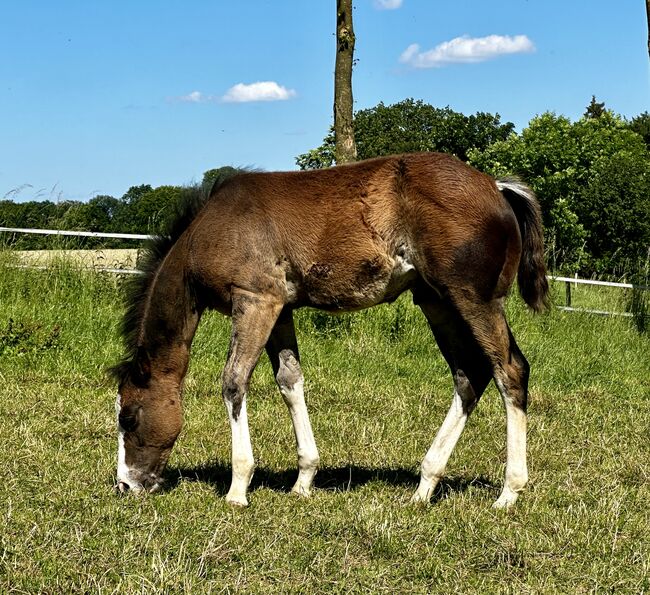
492,488,519,510
410,484,434,505
225,494,249,508
291,484,312,498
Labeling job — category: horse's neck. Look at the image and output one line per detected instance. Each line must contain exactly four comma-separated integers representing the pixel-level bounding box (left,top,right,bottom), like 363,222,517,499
139,249,202,380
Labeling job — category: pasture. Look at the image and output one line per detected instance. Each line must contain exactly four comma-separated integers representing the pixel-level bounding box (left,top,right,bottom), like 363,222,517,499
0,255,648,593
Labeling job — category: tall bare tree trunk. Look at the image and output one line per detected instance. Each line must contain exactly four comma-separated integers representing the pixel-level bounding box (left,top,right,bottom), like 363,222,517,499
646,0,650,60
334,0,357,164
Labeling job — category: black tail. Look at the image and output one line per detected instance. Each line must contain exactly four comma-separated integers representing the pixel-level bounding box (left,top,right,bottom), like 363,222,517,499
497,178,550,313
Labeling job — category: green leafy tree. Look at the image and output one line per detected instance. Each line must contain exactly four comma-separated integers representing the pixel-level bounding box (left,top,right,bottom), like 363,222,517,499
296,99,514,169
128,185,184,233
87,195,121,231
57,202,91,231
0,200,59,248
111,184,153,233
629,111,650,148
0,200,26,228
584,95,606,119
202,166,242,193
121,184,153,206
575,149,650,272
469,110,650,274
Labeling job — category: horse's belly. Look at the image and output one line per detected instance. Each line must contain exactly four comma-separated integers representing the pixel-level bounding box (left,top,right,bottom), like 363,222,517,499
301,252,417,311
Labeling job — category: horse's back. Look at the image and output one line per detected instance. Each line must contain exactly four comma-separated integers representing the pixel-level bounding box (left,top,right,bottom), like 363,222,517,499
184,153,521,311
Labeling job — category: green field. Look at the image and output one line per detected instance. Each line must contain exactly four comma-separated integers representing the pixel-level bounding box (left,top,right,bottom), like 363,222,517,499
1,256,648,593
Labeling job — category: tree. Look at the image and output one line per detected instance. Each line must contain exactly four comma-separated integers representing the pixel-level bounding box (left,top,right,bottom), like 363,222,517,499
202,166,242,192
129,186,184,233
575,150,650,271
468,109,650,274
0,200,59,248
111,184,153,233
121,184,153,206
629,111,650,147
87,195,121,230
584,95,606,119
297,99,514,169
334,0,357,164
57,202,93,231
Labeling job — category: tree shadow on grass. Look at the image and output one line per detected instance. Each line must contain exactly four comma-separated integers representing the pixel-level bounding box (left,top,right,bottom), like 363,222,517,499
164,460,496,502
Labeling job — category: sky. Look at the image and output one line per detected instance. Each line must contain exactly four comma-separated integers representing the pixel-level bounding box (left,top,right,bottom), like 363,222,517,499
1,0,648,202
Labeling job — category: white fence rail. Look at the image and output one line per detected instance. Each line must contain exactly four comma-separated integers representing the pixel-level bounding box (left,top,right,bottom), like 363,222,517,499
1,227,648,316
547,275,648,318
0,226,149,275
0,226,153,240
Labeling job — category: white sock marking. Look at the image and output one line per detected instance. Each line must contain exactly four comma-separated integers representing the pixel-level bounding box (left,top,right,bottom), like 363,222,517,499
281,378,319,495
412,390,468,503
225,398,255,506
493,378,528,509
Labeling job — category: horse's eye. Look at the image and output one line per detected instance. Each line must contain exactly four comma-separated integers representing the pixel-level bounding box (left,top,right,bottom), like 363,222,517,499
119,403,142,432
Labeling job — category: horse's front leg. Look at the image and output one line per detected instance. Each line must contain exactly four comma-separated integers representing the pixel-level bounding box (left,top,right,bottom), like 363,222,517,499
222,289,283,507
266,309,319,497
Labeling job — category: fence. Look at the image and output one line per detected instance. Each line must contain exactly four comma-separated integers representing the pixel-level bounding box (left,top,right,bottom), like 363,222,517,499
548,276,648,318
1,227,648,317
0,226,150,275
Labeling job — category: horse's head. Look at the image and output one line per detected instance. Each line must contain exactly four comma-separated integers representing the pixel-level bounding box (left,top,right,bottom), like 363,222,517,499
113,348,183,494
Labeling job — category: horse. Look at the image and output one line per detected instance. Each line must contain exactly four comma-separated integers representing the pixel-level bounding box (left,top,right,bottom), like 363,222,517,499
111,152,549,509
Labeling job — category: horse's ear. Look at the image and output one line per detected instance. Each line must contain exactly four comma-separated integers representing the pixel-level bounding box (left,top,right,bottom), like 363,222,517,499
134,347,152,385
118,403,142,432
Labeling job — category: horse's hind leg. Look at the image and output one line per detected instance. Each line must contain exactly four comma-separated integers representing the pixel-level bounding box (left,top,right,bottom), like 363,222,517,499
452,300,530,509
491,325,530,509
417,295,530,509
266,309,319,497
411,299,493,503
222,289,283,507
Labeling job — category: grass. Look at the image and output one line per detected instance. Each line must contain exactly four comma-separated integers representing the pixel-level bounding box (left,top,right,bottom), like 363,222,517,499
0,255,649,593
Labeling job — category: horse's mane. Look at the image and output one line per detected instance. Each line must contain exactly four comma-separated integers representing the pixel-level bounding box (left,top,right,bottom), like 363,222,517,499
109,167,245,384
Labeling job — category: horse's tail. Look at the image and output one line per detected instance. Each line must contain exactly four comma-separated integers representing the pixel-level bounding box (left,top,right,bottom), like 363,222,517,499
496,178,550,313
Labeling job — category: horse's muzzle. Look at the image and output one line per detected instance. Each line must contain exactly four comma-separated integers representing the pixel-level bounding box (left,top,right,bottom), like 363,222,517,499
115,474,163,495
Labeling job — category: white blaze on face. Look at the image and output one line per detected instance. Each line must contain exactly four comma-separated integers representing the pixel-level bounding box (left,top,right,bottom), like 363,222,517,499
115,393,141,492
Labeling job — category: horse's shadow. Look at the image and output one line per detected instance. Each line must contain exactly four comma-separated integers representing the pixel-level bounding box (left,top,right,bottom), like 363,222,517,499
164,461,496,502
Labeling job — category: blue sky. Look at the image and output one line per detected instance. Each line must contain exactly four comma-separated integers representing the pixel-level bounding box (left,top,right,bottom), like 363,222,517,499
1,0,648,202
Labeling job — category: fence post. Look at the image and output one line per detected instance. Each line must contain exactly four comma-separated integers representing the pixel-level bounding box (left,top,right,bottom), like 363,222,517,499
565,281,572,307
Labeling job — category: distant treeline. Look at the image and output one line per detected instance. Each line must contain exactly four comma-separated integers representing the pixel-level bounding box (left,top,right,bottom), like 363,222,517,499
0,169,228,250
2,98,649,277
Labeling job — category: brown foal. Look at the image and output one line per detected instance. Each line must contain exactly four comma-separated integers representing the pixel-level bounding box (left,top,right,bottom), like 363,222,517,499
111,152,549,509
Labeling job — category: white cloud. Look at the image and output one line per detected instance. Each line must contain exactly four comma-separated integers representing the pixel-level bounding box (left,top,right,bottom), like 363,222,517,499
399,34,535,68
373,0,403,9
177,90,212,103
221,81,296,103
